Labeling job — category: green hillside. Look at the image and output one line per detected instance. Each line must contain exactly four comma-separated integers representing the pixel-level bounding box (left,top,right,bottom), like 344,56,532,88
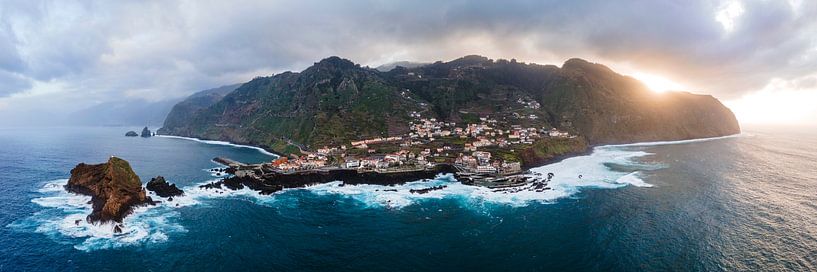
159,55,740,155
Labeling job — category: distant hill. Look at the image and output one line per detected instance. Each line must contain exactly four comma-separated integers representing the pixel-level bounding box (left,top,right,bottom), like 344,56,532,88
159,55,740,154
67,84,240,127
67,99,181,126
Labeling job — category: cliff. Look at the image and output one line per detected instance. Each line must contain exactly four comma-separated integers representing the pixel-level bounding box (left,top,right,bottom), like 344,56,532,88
159,84,241,135
65,157,154,223
537,58,740,144
160,57,423,154
160,55,740,154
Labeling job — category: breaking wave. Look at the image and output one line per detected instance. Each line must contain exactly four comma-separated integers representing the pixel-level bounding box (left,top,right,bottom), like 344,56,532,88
9,179,188,252
14,134,741,251
156,135,279,157
11,176,286,252
603,133,742,148
303,145,657,208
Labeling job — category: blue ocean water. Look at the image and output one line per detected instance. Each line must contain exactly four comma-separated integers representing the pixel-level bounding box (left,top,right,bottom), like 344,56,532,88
1,126,816,271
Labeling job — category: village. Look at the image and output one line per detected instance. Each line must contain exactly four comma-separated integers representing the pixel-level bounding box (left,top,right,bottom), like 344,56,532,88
228,109,575,184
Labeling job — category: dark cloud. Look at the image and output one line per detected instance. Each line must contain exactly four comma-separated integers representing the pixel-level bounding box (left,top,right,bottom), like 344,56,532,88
0,0,815,117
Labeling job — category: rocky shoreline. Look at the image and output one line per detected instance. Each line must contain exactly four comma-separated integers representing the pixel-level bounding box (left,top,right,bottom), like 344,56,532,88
200,164,459,195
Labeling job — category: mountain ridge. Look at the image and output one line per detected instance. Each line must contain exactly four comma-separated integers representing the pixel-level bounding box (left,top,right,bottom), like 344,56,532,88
159,55,740,155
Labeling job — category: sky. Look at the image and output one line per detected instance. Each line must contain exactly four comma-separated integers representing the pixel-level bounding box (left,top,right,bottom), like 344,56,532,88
0,0,815,126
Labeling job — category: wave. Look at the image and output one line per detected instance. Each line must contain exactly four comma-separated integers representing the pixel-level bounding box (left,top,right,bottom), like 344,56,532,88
12,137,673,251
602,133,743,148
10,175,294,252
156,135,279,157
303,146,659,208
9,179,189,252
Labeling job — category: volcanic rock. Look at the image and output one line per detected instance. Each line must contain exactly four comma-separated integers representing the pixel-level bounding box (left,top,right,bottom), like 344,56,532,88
146,176,184,198
140,127,152,137
65,156,154,223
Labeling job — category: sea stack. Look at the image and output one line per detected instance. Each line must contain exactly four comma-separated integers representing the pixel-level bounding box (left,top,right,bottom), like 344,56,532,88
65,156,154,223
125,131,138,137
140,127,152,137
146,176,184,198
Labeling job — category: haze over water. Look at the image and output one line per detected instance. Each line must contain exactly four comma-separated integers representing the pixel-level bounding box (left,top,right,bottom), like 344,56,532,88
1,125,815,271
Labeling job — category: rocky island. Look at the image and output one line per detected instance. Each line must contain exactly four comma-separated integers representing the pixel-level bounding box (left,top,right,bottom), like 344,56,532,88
65,157,186,230
140,127,152,137
159,55,740,193
65,157,154,225
125,131,138,137
145,176,184,199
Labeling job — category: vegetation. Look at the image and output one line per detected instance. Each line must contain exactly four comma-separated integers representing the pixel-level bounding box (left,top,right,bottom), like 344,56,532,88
160,55,740,156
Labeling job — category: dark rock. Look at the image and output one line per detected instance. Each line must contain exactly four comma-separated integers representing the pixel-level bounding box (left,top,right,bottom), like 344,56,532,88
140,127,152,138
199,164,458,195
125,131,138,137
65,157,154,223
145,176,184,198
113,224,122,234
410,185,447,194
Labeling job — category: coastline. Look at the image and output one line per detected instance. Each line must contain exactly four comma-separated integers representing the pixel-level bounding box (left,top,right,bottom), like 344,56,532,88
520,148,593,172
599,133,743,148
163,132,743,172
155,135,281,157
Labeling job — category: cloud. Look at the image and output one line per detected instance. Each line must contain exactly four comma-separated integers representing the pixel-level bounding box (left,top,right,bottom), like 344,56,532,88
0,70,32,97
0,0,816,124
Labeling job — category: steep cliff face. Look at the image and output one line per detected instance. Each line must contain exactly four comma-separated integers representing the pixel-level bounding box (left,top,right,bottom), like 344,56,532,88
160,57,424,154
533,58,740,144
159,84,241,136
160,55,740,154
65,157,153,223
391,57,739,145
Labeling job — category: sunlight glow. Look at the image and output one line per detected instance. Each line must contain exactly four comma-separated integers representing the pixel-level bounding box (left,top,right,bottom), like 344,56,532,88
631,72,685,93
725,88,817,125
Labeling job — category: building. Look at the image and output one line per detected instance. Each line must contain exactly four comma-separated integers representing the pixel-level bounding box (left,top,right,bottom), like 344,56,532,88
500,161,522,174
376,161,390,169
548,128,569,138
476,165,497,174
345,159,360,168
473,151,492,163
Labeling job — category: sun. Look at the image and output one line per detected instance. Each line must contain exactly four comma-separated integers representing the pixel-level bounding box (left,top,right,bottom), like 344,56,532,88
630,72,685,93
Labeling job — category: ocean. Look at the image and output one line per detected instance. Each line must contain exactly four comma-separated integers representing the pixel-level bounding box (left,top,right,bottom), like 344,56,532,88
1,125,815,271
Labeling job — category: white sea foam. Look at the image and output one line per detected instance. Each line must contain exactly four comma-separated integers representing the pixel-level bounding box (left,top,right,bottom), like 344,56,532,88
24,145,660,251
18,134,733,251
304,146,659,208
19,179,188,251
156,135,279,157
15,175,295,252
602,133,742,148
205,167,230,178
615,172,653,187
